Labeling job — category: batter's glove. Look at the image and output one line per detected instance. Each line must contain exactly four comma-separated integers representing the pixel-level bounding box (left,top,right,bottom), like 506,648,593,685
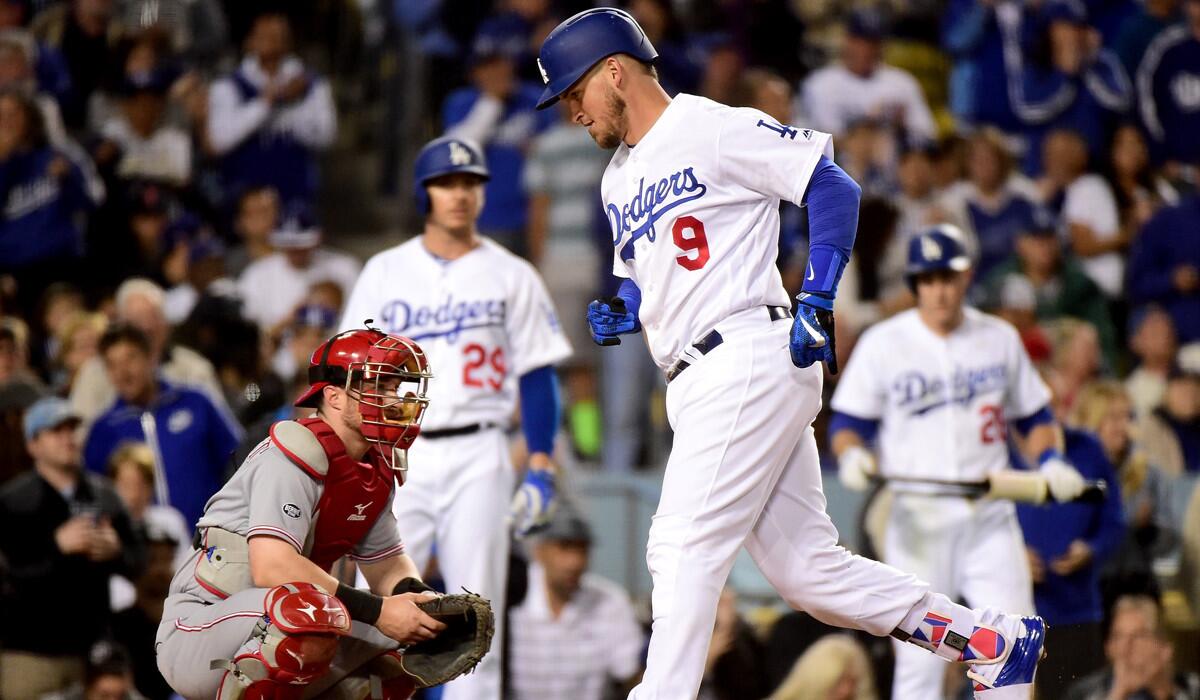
399,592,495,688
509,467,557,537
587,297,638,346
1040,455,1086,502
838,445,876,492
791,292,838,373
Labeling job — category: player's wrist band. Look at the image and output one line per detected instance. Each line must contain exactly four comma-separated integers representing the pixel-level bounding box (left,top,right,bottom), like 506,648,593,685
392,577,435,596
336,582,383,624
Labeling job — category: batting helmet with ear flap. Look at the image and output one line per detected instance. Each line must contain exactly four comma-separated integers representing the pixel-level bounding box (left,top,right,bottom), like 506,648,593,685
904,224,971,288
535,7,659,110
413,136,489,214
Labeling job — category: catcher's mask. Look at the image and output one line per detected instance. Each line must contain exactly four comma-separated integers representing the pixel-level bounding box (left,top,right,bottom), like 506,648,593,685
295,326,432,472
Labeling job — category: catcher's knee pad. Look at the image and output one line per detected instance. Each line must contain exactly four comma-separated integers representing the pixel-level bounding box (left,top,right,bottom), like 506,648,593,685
214,582,352,700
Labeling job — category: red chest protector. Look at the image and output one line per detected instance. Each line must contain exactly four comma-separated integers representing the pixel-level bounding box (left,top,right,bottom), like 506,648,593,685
270,418,397,572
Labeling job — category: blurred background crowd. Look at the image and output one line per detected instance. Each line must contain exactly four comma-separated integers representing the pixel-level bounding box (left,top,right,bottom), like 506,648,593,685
0,0,1197,698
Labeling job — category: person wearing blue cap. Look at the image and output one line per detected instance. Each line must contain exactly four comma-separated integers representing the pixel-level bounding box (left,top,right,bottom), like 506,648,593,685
96,66,192,186
0,396,144,699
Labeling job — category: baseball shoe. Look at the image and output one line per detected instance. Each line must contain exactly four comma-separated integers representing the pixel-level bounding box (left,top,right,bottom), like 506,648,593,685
963,610,1047,696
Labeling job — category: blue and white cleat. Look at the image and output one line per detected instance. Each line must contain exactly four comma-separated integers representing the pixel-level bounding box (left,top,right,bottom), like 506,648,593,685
965,612,1047,698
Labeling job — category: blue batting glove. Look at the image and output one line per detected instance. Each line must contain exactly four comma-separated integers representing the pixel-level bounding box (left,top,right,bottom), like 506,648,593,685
509,467,557,537
791,292,838,373
587,297,639,346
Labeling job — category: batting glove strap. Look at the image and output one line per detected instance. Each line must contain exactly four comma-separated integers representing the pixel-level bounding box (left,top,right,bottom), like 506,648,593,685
509,468,557,537
790,300,838,373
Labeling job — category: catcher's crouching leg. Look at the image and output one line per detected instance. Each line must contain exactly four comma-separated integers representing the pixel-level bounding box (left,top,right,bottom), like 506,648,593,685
214,583,352,700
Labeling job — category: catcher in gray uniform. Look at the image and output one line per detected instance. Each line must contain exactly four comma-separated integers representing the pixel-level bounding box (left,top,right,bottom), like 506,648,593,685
155,327,493,699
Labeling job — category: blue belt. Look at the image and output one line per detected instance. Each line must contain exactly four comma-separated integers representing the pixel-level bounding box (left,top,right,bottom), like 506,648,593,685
665,306,791,383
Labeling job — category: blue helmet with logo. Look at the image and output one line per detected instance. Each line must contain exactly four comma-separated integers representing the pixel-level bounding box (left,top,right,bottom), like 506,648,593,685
905,224,971,286
535,7,658,110
413,136,490,213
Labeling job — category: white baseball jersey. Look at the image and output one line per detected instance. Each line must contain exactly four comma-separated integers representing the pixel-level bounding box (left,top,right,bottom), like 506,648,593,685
339,237,571,430
602,94,833,369
830,308,1051,482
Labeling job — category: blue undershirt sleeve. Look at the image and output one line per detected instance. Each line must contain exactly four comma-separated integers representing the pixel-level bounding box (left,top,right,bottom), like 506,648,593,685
518,365,561,456
800,156,861,299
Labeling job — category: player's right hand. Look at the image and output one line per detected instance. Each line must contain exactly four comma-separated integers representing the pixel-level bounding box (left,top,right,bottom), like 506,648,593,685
587,297,638,346
790,293,838,373
838,445,875,492
1041,457,1086,502
377,592,447,645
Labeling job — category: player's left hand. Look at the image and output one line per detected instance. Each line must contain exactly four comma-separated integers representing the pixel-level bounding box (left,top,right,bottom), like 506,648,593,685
587,297,638,346
790,293,837,373
509,465,557,537
1041,457,1086,502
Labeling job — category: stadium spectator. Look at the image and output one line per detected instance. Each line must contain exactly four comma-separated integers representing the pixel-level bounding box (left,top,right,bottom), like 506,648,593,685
52,310,106,393
992,273,1053,362
206,11,335,207
523,104,608,360
159,220,228,324
1017,425,1125,698
1013,1,1132,174
83,323,240,526
982,212,1118,366
508,504,644,700
1105,123,1179,244
1114,0,1181,75
1139,359,1200,475
836,118,897,199
1070,382,1180,598
268,302,337,388
699,587,769,700
223,184,278,277
0,396,143,699
106,441,188,566
235,202,359,335
767,633,880,700
801,9,936,143
938,129,1036,285
0,318,44,483
85,181,176,290
1043,128,1126,300
442,21,554,254
1045,318,1107,414
697,36,744,106
628,0,699,96
941,0,1018,129
1126,306,1179,417
1182,485,1200,622
108,519,176,700
95,67,191,186
41,641,147,700
1128,192,1200,344
0,89,100,317
1065,594,1200,699
30,0,124,130
70,277,225,425
1136,0,1200,167
0,31,76,152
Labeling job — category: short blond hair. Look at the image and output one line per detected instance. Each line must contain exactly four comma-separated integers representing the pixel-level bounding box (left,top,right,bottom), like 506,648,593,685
107,441,156,487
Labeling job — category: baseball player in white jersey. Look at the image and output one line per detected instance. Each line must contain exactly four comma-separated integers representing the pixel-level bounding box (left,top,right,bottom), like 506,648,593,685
829,225,1086,699
338,136,571,700
535,8,1056,700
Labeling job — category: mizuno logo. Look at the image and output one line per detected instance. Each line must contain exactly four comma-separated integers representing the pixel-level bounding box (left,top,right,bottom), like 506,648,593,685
348,502,371,522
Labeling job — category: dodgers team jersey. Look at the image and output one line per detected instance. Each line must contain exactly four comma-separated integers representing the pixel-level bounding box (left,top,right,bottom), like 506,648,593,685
602,94,833,369
339,237,571,430
831,308,1051,482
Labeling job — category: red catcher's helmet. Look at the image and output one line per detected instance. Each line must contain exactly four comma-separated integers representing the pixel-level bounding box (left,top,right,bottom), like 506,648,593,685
294,328,432,471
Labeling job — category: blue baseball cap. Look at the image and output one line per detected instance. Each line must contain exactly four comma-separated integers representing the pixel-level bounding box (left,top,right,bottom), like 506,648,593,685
905,225,971,280
269,203,321,249
23,397,80,441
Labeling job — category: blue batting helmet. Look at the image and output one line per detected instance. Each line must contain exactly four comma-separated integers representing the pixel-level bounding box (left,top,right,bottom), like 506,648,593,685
535,7,658,110
413,136,489,213
905,225,971,284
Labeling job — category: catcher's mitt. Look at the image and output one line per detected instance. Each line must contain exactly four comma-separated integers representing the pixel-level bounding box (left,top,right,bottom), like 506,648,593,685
399,591,495,687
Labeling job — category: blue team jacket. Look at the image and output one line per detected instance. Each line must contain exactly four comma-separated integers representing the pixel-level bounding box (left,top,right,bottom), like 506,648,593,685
0,146,92,270
83,381,241,528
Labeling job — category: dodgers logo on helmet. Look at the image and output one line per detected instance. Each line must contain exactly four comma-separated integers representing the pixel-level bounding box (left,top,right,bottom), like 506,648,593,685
535,7,659,110
413,136,490,212
906,224,971,278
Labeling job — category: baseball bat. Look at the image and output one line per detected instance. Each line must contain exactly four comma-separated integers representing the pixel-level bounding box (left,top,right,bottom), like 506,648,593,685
871,472,1107,505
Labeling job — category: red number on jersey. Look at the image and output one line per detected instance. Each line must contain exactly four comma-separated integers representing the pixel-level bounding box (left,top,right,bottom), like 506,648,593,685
462,344,507,391
672,215,710,270
979,405,1007,444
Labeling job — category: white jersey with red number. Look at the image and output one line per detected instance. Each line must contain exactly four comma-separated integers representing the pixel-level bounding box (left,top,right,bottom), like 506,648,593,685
830,307,1051,482
338,237,571,430
602,93,833,369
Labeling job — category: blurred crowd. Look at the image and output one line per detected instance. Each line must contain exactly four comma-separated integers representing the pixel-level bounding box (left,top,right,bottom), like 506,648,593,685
0,0,1197,699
